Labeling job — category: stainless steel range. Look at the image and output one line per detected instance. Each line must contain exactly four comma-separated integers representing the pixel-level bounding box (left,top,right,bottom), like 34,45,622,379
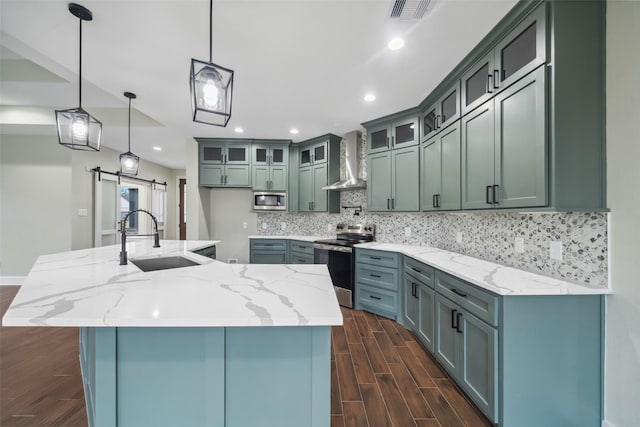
313,224,375,308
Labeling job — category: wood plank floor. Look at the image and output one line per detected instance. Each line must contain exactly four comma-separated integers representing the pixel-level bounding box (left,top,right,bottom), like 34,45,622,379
1,286,492,426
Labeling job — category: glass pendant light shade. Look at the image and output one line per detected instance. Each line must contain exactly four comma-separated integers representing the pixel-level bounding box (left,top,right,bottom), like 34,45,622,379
190,58,234,127
56,3,102,150
55,107,102,150
120,151,140,175
119,91,139,176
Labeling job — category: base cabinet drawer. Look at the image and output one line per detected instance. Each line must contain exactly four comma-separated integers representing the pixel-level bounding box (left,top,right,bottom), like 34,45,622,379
290,252,314,264
356,249,400,269
435,271,498,326
356,284,397,319
250,240,288,251
355,264,399,292
250,251,287,264
289,241,314,255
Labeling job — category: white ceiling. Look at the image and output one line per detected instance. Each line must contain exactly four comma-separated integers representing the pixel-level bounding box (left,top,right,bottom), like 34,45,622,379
0,0,518,170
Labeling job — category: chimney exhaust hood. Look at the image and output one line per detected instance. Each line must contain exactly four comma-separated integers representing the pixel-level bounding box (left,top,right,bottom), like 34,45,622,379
322,131,366,191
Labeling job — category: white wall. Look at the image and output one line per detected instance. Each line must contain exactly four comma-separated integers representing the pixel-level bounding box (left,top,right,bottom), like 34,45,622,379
185,138,211,240
0,135,72,276
605,2,640,426
208,188,257,264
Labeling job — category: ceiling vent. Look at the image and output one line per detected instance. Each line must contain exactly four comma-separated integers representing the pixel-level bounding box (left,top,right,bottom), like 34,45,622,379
389,0,435,21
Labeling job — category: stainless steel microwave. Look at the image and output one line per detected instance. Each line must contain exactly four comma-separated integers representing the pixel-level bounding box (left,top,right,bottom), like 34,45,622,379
253,192,286,211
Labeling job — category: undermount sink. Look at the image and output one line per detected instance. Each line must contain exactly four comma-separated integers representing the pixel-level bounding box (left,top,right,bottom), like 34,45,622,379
130,256,200,272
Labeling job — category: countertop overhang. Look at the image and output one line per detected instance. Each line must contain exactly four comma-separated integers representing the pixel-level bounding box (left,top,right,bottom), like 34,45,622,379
2,240,343,328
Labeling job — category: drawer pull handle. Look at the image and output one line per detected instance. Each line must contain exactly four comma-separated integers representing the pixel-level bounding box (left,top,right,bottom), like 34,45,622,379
451,309,458,329
411,267,421,273
370,295,382,300
456,312,463,334
370,274,381,279
451,288,467,298
370,256,381,260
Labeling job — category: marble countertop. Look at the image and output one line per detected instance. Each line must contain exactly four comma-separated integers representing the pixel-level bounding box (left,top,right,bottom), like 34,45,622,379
2,240,343,328
249,235,326,242
355,242,610,296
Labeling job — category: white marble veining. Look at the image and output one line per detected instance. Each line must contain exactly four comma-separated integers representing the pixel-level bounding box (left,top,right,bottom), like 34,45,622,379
248,235,324,242
356,242,611,296
2,240,343,328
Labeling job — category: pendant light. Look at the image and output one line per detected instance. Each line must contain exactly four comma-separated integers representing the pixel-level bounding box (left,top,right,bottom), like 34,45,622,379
55,3,102,151
120,92,140,176
190,0,234,127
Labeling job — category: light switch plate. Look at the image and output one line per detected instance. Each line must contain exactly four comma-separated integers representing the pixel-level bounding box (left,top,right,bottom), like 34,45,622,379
78,208,88,217
242,222,247,229
280,222,287,230
404,227,411,237
262,222,267,230
550,241,563,260
456,232,463,244
327,224,332,232
515,237,524,253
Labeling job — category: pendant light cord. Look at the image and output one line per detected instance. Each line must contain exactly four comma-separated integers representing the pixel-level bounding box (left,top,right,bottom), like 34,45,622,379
128,97,132,152
209,0,213,63
78,18,83,108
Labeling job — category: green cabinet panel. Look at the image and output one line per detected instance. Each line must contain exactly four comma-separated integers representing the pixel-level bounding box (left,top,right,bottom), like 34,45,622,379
252,143,289,191
462,66,546,210
391,146,420,212
249,239,288,264
403,256,436,353
417,284,435,352
296,135,340,213
367,151,392,212
403,276,418,330
461,101,496,209
367,116,419,154
422,82,460,141
367,144,419,212
421,122,461,211
298,167,313,213
494,65,546,208
367,123,391,154
250,251,287,264
461,51,495,116
354,249,401,321
434,294,459,374
197,140,251,187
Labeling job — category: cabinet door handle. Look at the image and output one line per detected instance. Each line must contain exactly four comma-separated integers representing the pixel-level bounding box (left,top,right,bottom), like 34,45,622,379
486,185,493,204
436,115,441,129
370,256,381,260
225,175,228,184
311,154,314,164
456,312,463,333
487,74,493,94
391,136,395,146
386,136,390,148
224,154,227,164
451,309,458,329
370,295,382,300
387,198,390,210
411,267,421,273
308,202,312,210
221,174,224,184
438,194,442,208
269,155,272,165
370,274,381,279
391,198,395,210
493,184,499,204
432,194,437,208
451,288,467,298
493,69,500,89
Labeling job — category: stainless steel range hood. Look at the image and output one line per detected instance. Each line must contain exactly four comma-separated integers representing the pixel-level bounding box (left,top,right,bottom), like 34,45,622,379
322,131,366,191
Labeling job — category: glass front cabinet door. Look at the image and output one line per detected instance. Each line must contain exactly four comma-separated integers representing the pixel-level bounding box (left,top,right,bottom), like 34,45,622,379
422,82,460,142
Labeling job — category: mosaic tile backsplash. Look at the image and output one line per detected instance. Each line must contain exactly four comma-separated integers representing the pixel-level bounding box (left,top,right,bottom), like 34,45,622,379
257,190,608,288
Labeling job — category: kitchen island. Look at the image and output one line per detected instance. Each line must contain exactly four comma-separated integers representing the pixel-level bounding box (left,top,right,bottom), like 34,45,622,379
2,240,343,427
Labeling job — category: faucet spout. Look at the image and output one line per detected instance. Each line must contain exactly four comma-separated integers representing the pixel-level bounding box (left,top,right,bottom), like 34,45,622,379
120,208,161,265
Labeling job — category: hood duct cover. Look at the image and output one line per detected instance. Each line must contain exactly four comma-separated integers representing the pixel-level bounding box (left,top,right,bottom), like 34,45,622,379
323,131,366,191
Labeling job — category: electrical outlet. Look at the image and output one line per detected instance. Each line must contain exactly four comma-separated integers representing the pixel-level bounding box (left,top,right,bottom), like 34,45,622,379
404,227,411,237
228,258,238,264
327,224,332,232
514,237,524,253
550,241,563,260
242,222,248,229
78,208,88,217
456,232,463,244
262,222,267,230
280,222,287,230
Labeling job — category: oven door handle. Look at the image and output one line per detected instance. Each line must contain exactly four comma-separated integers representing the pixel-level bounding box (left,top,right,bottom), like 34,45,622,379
313,243,353,253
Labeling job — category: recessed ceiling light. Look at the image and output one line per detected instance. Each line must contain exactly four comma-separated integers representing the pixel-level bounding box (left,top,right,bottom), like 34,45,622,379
290,128,299,135
388,38,405,51
153,146,162,151
364,93,376,102
234,127,244,133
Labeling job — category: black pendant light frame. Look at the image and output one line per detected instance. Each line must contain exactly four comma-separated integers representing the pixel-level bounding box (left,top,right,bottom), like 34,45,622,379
190,0,234,127
55,3,103,151
119,92,140,176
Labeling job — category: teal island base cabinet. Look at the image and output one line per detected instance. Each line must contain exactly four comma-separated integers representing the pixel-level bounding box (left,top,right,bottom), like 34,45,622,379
79,326,331,427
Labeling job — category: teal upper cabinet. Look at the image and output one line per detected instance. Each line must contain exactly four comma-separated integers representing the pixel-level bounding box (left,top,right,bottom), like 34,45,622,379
462,66,546,210
297,134,340,213
251,142,289,191
422,82,460,141
421,122,461,211
198,139,251,187
367,116,419,155
461,5,546,116
365,113,420,212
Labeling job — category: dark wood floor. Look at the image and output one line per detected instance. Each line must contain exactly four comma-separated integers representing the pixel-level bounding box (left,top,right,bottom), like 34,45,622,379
1,286,491,426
